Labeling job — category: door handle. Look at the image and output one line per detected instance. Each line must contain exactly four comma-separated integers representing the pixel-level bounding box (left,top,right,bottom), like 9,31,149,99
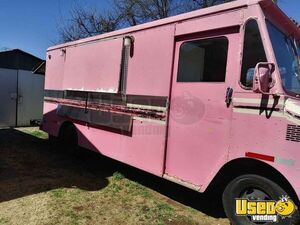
17,95,23,104
225,87,233,107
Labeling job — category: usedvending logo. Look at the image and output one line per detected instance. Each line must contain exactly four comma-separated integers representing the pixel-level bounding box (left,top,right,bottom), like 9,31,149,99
235,196,297,223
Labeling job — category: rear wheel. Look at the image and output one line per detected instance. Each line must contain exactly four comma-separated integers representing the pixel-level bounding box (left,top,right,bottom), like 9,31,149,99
59,123,79,154
222,174,299,225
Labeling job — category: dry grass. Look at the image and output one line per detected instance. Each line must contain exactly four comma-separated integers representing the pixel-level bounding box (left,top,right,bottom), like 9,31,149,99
0,127,230,225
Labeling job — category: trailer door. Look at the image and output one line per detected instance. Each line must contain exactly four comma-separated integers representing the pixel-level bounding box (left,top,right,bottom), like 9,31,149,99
17,70,44,126
165,28,239,188
0,68,18,127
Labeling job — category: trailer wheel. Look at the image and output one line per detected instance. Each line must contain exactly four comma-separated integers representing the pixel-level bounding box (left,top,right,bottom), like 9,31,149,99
59,123,78,154
222,174,299,225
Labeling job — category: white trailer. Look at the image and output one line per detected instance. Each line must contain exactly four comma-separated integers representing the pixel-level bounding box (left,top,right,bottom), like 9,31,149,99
0,49,45,127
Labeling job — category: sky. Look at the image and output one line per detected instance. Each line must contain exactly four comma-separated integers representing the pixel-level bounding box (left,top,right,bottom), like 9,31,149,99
0,0,299,60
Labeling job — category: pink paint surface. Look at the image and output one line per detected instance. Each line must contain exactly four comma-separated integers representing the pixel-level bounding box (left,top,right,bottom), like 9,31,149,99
75,120,167,176
165,28,240,187
43,0,300,200
126,25,175,97
63,38,123,92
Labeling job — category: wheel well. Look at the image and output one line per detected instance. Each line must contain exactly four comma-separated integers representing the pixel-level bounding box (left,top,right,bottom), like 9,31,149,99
58,121,78,141
206,158,299,204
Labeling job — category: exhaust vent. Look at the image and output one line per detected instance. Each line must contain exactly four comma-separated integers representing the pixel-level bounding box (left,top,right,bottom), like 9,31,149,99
286,124,300,143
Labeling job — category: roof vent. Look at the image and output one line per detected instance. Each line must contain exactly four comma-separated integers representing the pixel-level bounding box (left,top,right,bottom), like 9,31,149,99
286,124,300,143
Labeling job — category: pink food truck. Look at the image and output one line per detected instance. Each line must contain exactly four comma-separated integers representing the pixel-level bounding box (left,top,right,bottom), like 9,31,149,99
42,0,300,224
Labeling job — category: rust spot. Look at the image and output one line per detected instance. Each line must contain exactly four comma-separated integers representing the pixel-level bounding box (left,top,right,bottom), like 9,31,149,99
45,97,167,121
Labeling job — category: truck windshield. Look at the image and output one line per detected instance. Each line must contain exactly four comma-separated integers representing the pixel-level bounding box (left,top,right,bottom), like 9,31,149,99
267,22,300,96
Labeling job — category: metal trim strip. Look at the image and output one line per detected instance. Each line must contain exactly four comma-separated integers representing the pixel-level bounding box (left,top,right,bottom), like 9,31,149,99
133,117,167,125
233,97,285,106
163,174,201,192
45,89,168,108
57,105,133,132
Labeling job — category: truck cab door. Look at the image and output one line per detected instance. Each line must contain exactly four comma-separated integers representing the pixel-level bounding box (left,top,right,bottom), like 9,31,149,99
165,27,240,189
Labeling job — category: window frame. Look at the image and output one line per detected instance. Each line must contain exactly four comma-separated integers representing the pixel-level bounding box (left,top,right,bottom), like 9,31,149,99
176,36,229,83
239,18,268,90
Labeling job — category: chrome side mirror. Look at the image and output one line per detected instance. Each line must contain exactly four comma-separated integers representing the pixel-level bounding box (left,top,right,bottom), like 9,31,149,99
252,62,275,94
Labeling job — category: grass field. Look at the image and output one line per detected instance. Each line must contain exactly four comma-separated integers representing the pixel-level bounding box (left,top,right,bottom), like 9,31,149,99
0,127,230,225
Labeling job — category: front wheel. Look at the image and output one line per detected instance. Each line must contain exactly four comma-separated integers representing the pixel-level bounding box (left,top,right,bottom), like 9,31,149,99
222,174,299,225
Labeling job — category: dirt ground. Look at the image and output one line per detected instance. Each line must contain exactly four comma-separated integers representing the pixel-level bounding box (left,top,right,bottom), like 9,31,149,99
0,127,230,225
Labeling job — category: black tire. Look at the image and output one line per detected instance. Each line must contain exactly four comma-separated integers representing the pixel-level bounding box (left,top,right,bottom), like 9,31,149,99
223,174,300,225
59,123,79,154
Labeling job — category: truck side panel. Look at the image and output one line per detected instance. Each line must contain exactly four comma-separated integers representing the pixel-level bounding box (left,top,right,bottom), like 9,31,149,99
126,25,175,97
75,120,167,176
62,38,123,93
45,50,64,90
43,24,176,176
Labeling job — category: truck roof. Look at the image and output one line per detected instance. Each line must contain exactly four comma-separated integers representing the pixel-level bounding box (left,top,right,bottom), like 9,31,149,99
49,0,300,51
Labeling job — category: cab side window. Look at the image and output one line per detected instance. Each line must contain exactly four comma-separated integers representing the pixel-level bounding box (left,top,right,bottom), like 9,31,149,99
241,20,267,87
177,37,228,82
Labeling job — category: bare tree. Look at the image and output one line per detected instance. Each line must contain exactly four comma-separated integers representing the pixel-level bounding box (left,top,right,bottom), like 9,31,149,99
113,0,143,26
58,0,183,42
135,0,175,20
186,0,234,10
113,0,186,26
58,0,236,42
58,5,121,42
